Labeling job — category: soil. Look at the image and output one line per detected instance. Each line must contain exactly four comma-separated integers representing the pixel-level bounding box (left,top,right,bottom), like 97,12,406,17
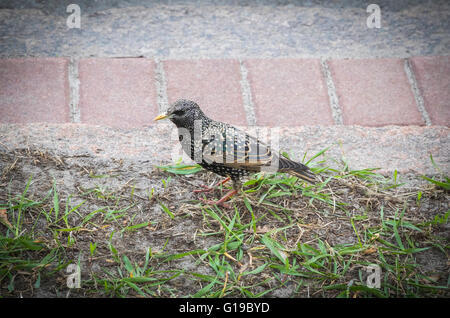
0,147,448,297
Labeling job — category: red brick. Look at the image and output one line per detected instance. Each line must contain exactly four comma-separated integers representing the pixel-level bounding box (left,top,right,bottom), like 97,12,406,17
164,59,247,126
79,58,158,128
329,58,424,126
410,56,450,126
0,58,70,123
245,58,333,126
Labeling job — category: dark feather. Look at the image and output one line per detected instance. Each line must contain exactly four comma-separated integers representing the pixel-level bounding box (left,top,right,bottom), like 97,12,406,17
278,156,317,184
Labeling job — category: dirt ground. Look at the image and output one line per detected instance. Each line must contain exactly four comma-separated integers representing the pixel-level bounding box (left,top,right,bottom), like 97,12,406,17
0,147,449,297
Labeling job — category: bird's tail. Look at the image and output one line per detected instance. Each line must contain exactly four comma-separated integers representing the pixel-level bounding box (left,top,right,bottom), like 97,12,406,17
278,157,318,184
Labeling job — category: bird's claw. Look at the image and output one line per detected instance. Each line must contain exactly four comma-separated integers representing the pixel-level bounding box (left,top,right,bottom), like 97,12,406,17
199,198,232,209
193,185,215,193
198,189,237,209
193,177,231,194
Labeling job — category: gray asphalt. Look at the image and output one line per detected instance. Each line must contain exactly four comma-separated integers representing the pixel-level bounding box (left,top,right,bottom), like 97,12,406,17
1,0,449,58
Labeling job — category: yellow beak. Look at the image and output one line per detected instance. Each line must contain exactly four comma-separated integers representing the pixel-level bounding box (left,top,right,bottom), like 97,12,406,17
154,113,169,121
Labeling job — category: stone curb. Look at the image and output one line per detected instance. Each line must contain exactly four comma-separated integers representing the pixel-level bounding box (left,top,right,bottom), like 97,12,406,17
1,123,448,176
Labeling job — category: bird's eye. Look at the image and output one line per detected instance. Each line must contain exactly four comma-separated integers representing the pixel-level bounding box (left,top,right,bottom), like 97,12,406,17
173,109,184,116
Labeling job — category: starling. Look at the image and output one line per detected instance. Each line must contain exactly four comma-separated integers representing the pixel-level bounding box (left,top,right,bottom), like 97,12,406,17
154,99,317,207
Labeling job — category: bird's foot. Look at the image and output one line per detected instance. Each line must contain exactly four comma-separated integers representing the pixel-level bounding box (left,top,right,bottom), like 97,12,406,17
199,198,232,209
193,177,231,193
193,185,215,193
199,189,237,209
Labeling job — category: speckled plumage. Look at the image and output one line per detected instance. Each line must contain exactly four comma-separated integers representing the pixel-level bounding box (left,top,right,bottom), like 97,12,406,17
156,99,317,190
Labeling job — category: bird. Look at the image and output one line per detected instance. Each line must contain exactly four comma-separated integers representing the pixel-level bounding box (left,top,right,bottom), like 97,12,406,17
154,99,317,207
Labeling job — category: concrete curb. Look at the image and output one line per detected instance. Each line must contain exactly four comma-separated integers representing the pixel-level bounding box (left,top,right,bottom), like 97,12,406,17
1,123,448,176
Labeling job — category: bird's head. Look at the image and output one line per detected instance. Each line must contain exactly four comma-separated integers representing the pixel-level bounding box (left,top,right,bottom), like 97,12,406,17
154,99,205,129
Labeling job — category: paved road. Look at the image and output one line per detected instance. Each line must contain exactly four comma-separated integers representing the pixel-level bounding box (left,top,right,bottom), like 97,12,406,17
1,0,449,58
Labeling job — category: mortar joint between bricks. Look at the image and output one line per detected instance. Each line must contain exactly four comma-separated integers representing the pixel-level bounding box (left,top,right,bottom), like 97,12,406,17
404,58,432,126
320,58,343,125
68,57,81,123
238,59,256,126
155,58,169,113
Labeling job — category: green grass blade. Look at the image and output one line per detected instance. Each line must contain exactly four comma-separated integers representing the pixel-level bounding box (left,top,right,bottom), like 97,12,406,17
156,163,203,175
243,196,256,233
421,175,450,190
159,201,174,219
53,183,59,222
305,147,330,165
261,234,288,265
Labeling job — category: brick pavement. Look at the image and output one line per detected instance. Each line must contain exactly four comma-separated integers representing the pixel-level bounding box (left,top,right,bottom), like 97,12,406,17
164,59,247,126
244,58,333,126
0,58,70,123
1,56,448,128
0,56,449,175
78,58,158,129
410,56,450,127
328,58,424,126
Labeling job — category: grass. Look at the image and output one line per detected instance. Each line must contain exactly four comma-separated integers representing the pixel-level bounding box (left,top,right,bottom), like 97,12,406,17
0,147,448,297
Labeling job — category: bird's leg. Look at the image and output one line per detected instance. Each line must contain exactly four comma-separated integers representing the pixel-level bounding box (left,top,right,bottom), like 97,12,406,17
194,177,231,193
199,179,240,208
200,189,237,208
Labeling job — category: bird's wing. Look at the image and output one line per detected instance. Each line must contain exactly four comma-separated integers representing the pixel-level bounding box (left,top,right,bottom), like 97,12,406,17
201,124,274,171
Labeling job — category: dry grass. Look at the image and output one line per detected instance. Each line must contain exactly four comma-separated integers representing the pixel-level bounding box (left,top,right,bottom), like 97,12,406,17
0,148,449,297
